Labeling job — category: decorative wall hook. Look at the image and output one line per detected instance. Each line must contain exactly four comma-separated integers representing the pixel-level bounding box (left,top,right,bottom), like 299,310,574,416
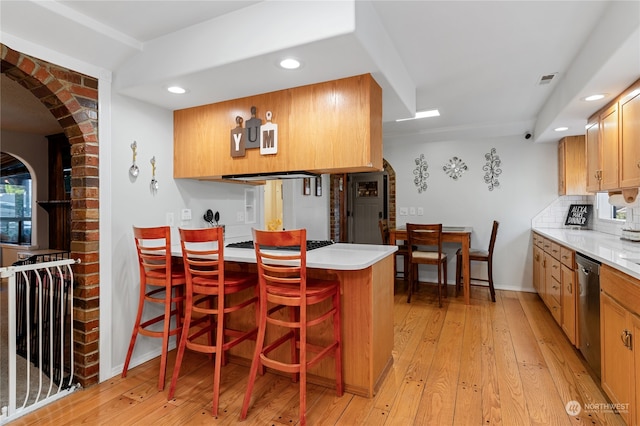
443,156,468,180
129,141,139,178
150,156,158,192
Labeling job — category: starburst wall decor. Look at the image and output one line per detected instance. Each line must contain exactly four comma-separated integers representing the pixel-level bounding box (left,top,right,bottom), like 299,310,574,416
443,156,468,180
483,148,502,190
413,154,429,193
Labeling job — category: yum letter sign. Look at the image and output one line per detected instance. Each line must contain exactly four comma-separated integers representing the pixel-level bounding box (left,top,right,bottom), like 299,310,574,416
230,106,278,157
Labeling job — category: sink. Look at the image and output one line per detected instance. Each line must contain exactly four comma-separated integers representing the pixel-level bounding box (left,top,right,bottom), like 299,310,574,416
621,257,640,265
443,226,466,232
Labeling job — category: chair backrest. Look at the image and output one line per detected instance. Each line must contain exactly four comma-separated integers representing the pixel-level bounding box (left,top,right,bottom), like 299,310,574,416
487,220,499,257
253,228,307,295
133,226,173,284
406,223,443,254
378,219,390,244
179,227,224,291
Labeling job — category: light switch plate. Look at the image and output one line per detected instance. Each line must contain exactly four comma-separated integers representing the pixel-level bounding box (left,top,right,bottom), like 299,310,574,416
166,212,174,226
181,209,192,220
399,207,408,216
417,207,424,216
409,207,416,215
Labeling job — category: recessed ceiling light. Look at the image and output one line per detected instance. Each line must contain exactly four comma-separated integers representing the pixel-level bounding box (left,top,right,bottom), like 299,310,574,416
554,126,569,132
584,94,606,101
396,109,440,122
167,86,186,94
279,58,301,69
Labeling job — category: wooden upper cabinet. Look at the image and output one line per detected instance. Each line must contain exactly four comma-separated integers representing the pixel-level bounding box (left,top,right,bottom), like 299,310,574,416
620,80,640,189
585,120,601,192
558,135,587,195
600,102,619,191
173,74,383,179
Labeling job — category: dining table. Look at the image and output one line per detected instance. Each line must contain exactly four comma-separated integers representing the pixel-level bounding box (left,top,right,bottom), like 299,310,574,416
389,225,473,305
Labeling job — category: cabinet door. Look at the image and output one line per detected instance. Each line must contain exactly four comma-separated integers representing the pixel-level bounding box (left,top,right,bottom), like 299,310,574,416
601,292,632,425
585,120,601,192
561,264,576,345
600,103,620,190
533,245,543,294
632,313,640,426
558,140,566,195
620,84,640,188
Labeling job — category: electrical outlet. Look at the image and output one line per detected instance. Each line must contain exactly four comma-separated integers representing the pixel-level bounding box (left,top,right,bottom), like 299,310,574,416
181,209,192,220
237,211,245,222
409,207,416,215
399,207,408,216
166,212,174,226
417,207,424,216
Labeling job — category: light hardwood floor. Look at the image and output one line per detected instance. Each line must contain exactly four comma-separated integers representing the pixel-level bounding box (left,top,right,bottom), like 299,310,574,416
9,283,625,425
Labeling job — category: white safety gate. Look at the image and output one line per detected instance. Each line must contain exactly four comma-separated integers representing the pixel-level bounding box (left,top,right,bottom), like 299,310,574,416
0,257,81,424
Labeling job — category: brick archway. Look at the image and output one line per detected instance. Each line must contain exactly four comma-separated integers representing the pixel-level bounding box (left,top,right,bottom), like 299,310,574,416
1,44,100,386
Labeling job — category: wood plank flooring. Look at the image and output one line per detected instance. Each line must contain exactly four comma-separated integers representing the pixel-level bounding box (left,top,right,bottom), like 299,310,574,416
9,283,625,425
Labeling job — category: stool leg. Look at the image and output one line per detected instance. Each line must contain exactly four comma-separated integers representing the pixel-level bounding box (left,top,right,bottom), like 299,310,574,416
443,260,448,299
240,298,267,420
122,281,146,378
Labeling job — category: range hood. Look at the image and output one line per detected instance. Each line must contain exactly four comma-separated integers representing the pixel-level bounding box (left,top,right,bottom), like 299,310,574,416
221,171,319,182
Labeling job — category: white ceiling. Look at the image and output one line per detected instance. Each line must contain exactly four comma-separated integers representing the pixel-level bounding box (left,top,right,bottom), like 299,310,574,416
1,0,639,144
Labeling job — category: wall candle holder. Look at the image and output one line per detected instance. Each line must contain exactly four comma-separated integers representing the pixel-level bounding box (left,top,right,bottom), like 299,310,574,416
150,156,158,192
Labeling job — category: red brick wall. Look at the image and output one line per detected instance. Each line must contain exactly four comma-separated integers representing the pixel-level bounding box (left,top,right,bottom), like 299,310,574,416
1,43,100,386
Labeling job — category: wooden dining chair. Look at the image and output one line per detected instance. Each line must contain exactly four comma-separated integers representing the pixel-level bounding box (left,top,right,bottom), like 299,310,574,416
168,227,258,417
406,223,447,306
123,226,185,391
456,220,499,302
378,219,409,280
241,228,343,426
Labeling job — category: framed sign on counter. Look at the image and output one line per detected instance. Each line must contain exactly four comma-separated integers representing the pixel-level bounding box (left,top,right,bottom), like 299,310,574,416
565,204,593,228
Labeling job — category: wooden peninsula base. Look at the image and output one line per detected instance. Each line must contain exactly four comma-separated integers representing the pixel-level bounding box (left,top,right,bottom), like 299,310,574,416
219,244,396,398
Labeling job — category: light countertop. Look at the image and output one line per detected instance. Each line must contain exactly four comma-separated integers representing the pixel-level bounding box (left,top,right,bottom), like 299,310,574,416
533,228,640,280
171,242,398,271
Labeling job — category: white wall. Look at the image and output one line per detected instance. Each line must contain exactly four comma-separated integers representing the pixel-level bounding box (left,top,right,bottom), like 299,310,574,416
109,93,263,375
384,134,558,292
282,176,330,240
0,129,50,249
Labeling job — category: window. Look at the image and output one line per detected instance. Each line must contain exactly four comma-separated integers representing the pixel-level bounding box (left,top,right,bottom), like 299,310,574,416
0,153,32,244
596,192,626,222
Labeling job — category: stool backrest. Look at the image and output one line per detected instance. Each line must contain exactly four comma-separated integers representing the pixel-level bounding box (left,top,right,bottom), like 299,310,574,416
133,225,173,284
179,227,224,290
253,228,307,294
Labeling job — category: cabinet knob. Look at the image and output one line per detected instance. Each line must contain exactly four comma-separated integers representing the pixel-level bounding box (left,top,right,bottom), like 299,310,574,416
567,283,572,294
637,161,640,169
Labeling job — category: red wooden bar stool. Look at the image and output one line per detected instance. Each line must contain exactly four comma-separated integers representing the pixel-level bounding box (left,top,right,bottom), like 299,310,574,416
123,226,185,391
168,227,258,417
240,228,343,426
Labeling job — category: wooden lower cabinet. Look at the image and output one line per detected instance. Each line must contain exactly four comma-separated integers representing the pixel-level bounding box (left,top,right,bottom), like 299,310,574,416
601,265,640,425
561,263,576,345
533,245,543,294
532,232,578,346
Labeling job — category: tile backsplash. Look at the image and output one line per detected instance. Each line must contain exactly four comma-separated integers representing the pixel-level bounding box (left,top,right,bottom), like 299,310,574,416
532,194,640,236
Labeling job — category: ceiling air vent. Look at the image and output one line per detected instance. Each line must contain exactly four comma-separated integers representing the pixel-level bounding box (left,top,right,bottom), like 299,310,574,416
538,73,558,85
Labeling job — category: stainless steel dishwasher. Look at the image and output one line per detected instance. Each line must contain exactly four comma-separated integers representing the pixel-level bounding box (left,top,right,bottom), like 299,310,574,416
576,253,601,379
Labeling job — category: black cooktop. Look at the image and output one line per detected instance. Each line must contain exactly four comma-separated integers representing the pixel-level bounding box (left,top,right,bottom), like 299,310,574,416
226,240,334,251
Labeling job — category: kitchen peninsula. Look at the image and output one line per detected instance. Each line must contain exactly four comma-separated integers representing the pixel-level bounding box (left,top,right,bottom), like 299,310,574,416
172,242,397,398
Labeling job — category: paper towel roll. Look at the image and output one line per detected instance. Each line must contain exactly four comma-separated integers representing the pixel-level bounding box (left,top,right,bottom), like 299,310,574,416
608,193,640,208
608,193,626,206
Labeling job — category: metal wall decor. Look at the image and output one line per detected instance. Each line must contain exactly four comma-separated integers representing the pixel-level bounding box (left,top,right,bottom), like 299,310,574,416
150,156,158,193
483,148,502,191
443,156,468,180
413,154,429,193
129,141,139,178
